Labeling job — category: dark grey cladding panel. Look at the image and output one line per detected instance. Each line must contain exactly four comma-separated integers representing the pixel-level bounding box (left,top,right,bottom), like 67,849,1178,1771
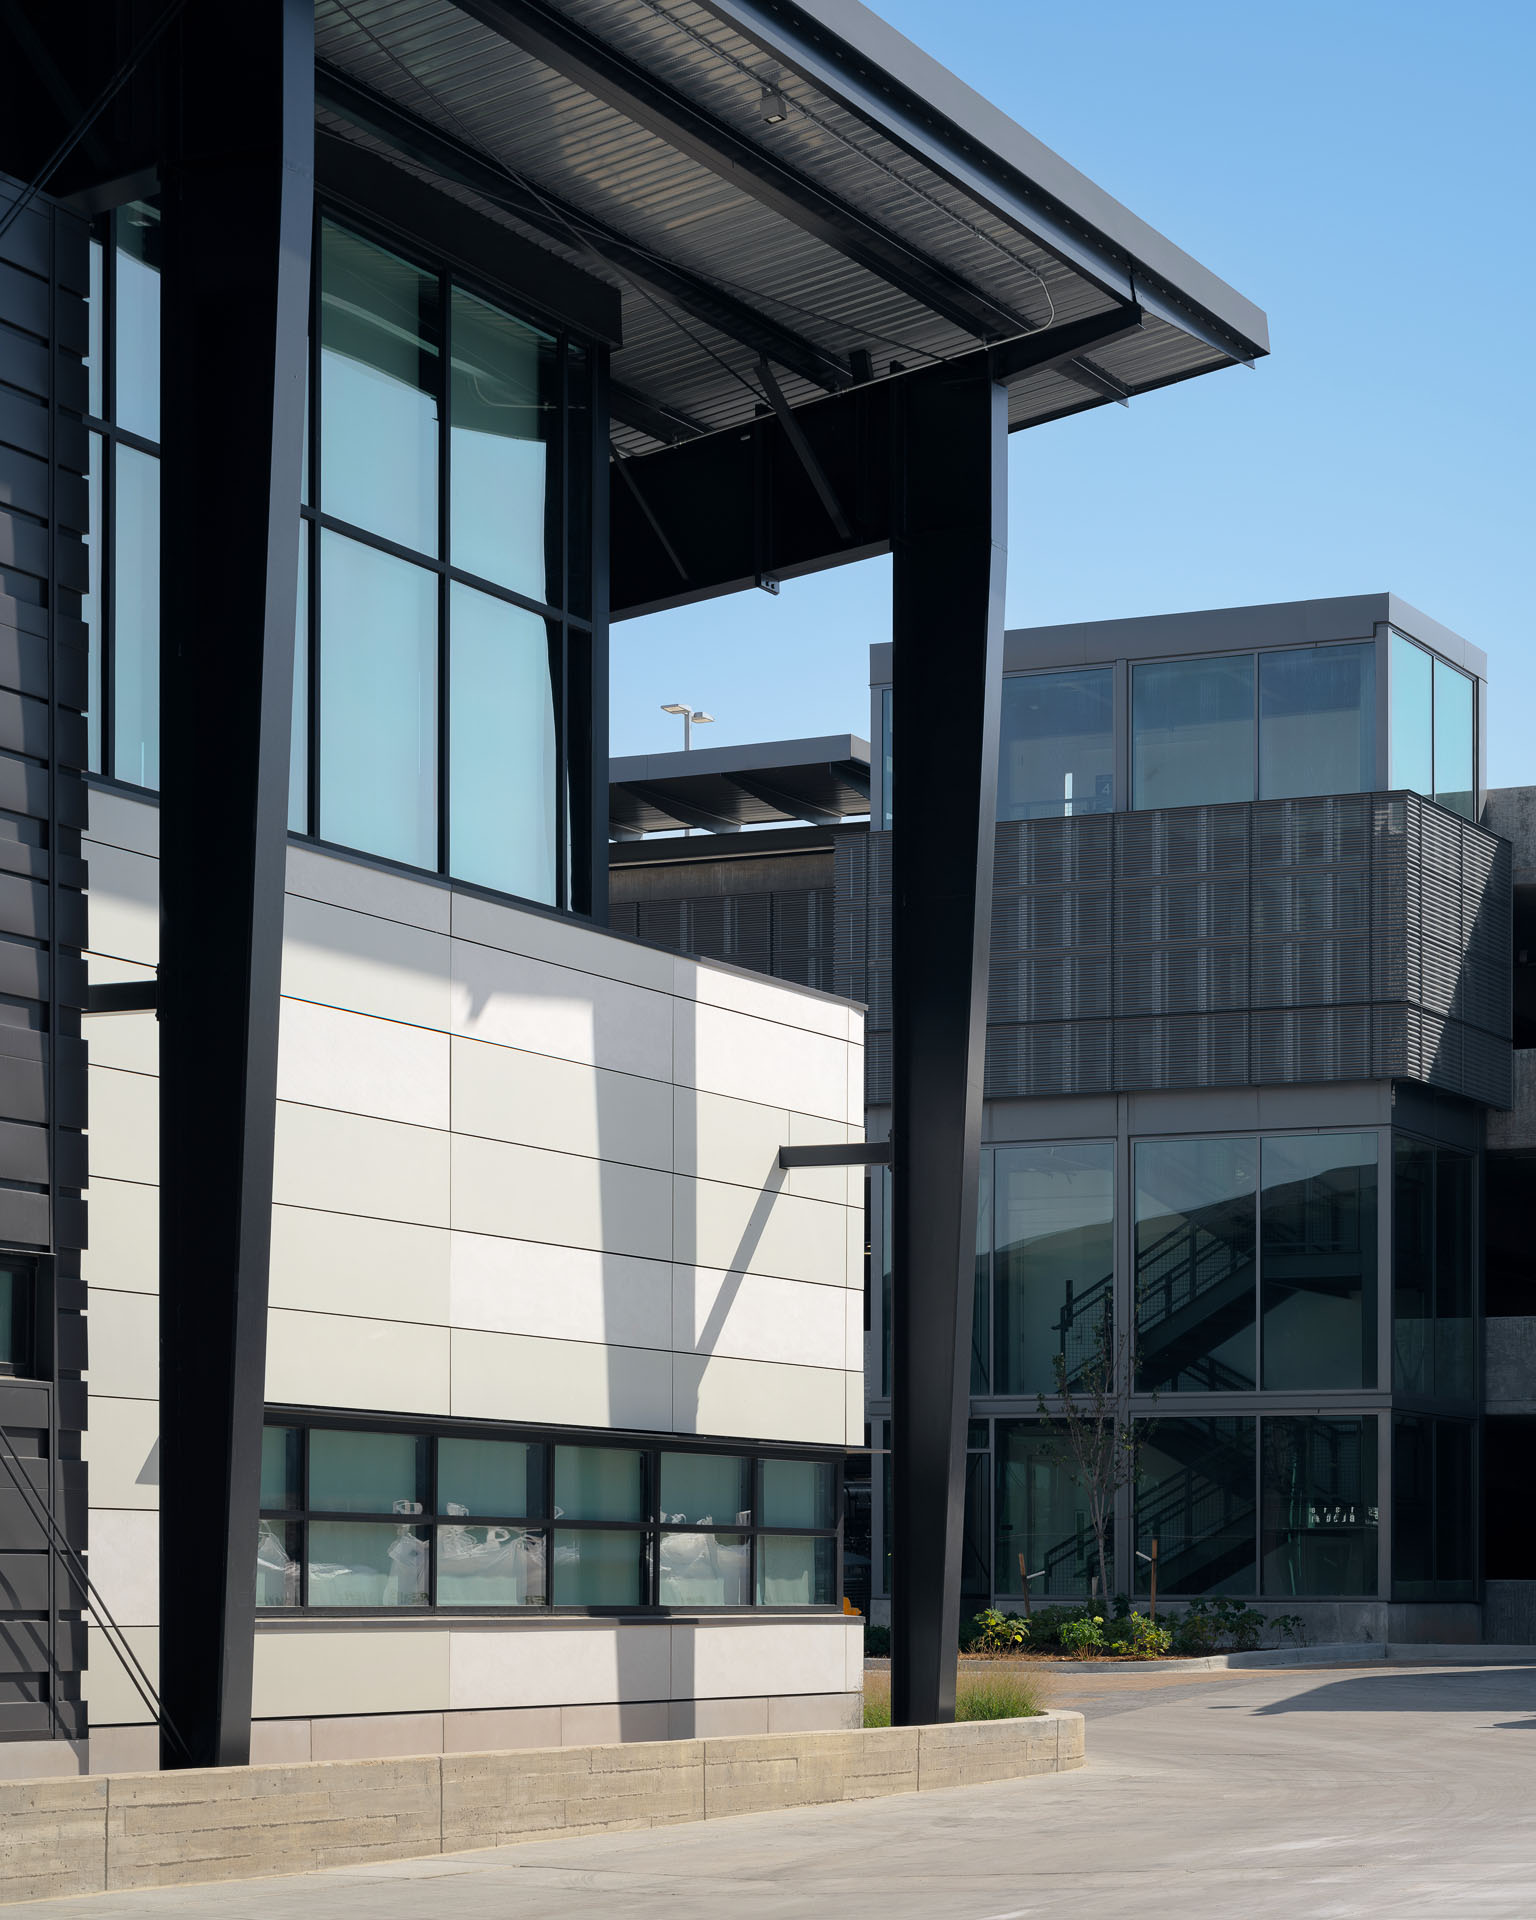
840,793,1513,1107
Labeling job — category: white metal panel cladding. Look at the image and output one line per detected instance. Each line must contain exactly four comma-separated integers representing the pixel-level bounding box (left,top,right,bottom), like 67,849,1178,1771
841,794,1513,1108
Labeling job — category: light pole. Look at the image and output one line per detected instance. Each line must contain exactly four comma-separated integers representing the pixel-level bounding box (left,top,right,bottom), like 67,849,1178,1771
661,702,714,750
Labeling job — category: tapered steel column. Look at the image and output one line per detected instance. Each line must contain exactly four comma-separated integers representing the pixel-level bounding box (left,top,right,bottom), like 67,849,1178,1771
889,364,1006,1727
157,0,313,1768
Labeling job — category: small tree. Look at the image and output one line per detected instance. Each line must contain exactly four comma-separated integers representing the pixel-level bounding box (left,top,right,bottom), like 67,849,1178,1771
1036,1314,1139,1609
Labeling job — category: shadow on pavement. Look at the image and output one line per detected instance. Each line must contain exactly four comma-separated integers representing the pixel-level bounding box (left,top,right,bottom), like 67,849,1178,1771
1248,1668,1536,1715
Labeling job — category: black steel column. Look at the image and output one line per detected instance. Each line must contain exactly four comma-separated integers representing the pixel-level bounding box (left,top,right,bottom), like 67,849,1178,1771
158,0,313,1769
889,363,1006,1726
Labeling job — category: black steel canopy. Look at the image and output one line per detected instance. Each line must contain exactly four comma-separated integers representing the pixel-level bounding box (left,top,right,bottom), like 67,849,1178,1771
313,0,1268,455
610,731,870,833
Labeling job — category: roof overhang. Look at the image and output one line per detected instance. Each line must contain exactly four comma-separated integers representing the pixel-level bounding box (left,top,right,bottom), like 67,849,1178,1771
610,732,870,833
314,0,1268,455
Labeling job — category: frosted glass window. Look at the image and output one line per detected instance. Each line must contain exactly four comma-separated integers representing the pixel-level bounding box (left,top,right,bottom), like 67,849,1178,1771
1132,655,1254,808
318,532,437,869
450,286,556,601
658,1532,750,1605
436,1526,545,1606
260,1428,301,1511
1433,658,1474,819
760,1459,834,1530
438,1438,544,1518
553,1528,645,1604
998,668,1114,819
289,520,308,833
1389,633,1433,794
659,1454,750,1526
320,221,440,554
308,1430,427,1514
112,445,159,789
308,1522,429,1606
554,1447,645,1522
448,585,557,902
1259,643,1375,799
756,1535,834,1606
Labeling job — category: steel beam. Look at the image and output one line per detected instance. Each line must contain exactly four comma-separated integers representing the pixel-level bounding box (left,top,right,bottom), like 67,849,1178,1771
157,0,313,1769
453,0,1030,344
723,770,844,826
889,360,1006,1727
315,66,846,395
620,782,742,833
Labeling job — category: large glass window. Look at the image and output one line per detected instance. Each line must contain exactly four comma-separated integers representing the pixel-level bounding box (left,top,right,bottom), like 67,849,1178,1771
0,1260,30,1374
1259,1132,1377,1390
1392,1138,1475,1399
1132,655,1255,808
1135,1137,1256,1392
993,1143,1114,1395
84,209,594,914
1393,1414,1475,1601
1258,643,1375,800
259,1422,840,1611
1389,632,1476,819
994,1422,1101,1601
1135,1417,1256,1596
1261,1416,1378,1596
998,668,1114,820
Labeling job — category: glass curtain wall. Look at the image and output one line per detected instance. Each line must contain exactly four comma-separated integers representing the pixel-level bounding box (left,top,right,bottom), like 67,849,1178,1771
85,208,592,911
992,1144,1114,1394
1392,1138,1475,1398
1388,631,1476,820
1392,1414,1475,1600
997,669,1114,819
993,1422,1101,1601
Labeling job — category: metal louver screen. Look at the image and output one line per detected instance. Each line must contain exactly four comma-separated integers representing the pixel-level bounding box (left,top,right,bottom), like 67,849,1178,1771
614,886,837,992
843,793,1512,1108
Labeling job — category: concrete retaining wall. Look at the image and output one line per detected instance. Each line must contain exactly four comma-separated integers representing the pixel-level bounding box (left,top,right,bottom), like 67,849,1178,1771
0,1712,1083,1904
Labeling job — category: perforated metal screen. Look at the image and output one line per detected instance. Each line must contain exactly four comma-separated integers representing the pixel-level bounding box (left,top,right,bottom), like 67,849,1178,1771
838,794,1512,1108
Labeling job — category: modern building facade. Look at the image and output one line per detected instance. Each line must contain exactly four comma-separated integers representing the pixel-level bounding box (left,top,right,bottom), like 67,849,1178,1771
0,0,1268,1768
857,595,1510,1642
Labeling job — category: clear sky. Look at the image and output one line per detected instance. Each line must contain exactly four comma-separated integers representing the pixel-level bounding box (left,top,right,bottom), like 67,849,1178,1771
611,0,1535,783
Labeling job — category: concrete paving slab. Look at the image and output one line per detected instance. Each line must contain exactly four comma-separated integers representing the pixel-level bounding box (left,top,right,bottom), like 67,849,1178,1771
21,1663,1536,1919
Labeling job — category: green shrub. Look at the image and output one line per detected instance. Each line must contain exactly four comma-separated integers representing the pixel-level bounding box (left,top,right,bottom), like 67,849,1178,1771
963,1608,1030,1654
1020,1602,1098,1649
1270,1613,1309,1648
864,1623,891,1658
1120,1612,1172,1659
1170,1596,1265,1655
1057,1614,1105,1658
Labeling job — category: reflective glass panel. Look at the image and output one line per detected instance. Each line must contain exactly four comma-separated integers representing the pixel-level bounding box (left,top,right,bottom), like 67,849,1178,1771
448,584,557,901
998,668,1114,819
1433,657,1474,819
450,286,556,601
438,1438,545,1518
1260,1132,1377,1390
1261,1416,1378,1596
566,343,591,618
993,1143,1114,1396
973,1152,991,1393
756,1534,834,1606
260,1427,301,1511
659,1453,750,1526
1434,1148,1475,1399
962,1442,991,1603
320,222,440,554
87,236,102,418
552,1528,645,1604
436,1525,545,1606
114,202,160,442
0,1268,14,1368
658,1531,750,1605
994,1423,1099,1601
112,444,159,788
1132,655,1254,809
553,1447,645,1522
1135,1417,1256,1595
308,1521,429,1606
1388,633,1433,794
85,432,101,771
760,1459,834,1530
1435,1420,1474,1594
879,686,892,830
1258,642,1375,799
1392,1413,1434,1596
256,1521,301,1607
1393,1136,1434,1392
289,519,308,833
318,531,437,869
1135,1138,1256,1392
308,1430,427,1514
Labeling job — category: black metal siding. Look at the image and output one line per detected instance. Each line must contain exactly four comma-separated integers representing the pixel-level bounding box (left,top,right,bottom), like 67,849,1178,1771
0,172,90,1745
843,794,1512,1110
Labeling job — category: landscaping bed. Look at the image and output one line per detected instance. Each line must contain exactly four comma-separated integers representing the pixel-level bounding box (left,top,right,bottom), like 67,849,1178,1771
863,1597,1315,1665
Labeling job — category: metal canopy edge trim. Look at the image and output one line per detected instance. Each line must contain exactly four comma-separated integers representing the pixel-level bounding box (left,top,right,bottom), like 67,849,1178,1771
701,0,1270,361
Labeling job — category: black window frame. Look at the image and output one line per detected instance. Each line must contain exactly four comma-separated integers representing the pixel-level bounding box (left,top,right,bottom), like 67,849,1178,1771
257,1411,844,1618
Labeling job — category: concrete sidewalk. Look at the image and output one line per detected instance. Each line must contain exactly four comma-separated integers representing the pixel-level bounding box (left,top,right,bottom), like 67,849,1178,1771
24,1663,1536,1919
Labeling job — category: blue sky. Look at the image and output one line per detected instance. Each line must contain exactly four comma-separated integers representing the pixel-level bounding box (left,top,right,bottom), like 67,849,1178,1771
611,0,1535,782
